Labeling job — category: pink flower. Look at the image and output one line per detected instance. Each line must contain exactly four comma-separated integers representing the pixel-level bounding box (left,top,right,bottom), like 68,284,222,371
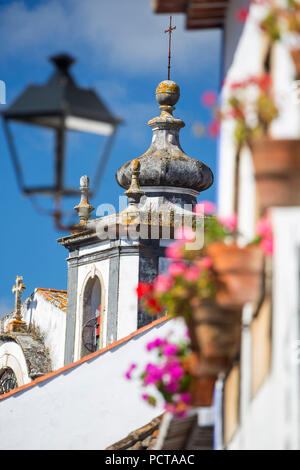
260,237,274,256
236,7,249,23
184,266,200,282
168,262,186,277
168,364,184,381
164,403,176,414
144,363,164,384
175,226,195,242
125,363,136,380
207,119,220,138
218,213,238,231
162,344,179,357
166,242,183,260
154,274,174,293
165,381,180,393
201,90,217,107
256,218,272,238
200,256,213,269
142,393,149,401
146,337,167,351
194,201,216,215
179,393,192,405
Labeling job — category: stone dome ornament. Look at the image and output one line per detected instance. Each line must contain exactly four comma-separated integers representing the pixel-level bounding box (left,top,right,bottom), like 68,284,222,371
116,79,213,199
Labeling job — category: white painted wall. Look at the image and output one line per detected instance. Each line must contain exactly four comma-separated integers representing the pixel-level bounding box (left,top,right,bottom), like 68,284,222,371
229,208,300,450
1,291,66,372
219,1,300,237
74,239,141,360
117,253,139,338
22,292,66,371
218,1,300,450
0,317,185,450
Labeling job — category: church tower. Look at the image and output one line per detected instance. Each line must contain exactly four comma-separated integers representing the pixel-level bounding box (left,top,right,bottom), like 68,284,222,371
58,80,213,365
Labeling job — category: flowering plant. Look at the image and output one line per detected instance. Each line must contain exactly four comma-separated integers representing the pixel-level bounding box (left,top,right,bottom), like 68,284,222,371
221,74,278,147
137,202,274,318
198,73,278,147
125,335,192,418
258,0,300,42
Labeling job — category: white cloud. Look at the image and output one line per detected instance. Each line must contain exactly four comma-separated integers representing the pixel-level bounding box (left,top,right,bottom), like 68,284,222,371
0,0,219,76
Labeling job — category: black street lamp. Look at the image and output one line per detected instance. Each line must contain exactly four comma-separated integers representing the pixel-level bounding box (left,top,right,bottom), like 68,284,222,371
2,53,121,229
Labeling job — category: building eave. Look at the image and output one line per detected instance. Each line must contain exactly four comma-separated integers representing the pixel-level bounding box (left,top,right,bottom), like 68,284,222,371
152,0,229,30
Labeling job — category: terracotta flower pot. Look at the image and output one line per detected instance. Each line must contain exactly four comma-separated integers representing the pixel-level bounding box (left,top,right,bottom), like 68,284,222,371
187,300,242,360
182,353,217,407
251,138,300,211
207,243,264,308
184,300,242,406
290,48,300,79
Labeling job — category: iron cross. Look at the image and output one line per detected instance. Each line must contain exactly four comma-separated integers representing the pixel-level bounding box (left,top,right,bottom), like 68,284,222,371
12,275,26,320
165,16,176,81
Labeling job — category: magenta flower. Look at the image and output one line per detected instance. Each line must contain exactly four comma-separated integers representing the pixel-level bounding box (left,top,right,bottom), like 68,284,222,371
125,363,136,380
154,274,174,293
146,337,166,351
162,344,179,357
194,201,216,215
165,381,179,393
144,363,164,384
168,262,186,277
166,242,183,260
201,90,217,107
168,364,184,382
218,213,238,231
179,393,192,405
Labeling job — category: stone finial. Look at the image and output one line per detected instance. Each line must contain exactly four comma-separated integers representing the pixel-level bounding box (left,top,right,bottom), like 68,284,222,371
122,160,145,224
155,80,180,116
7,275,27,334
74,175,94,224
125,160,145,208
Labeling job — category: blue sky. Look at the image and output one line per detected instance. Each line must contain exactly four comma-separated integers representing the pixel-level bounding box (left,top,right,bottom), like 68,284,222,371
0,0,221,315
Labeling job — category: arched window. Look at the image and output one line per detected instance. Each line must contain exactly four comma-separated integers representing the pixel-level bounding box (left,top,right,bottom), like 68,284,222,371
0,368,18,395
81,276,102,358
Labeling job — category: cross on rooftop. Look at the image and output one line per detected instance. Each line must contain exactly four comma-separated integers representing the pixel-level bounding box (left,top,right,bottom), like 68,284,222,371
12,275,26,321
164,15,176,81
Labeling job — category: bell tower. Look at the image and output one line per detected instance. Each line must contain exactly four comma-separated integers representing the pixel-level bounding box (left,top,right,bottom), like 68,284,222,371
58,80,213,365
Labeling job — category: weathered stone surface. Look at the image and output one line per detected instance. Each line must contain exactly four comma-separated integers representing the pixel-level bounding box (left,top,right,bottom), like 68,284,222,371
0,333,51,378
116,80,213,193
